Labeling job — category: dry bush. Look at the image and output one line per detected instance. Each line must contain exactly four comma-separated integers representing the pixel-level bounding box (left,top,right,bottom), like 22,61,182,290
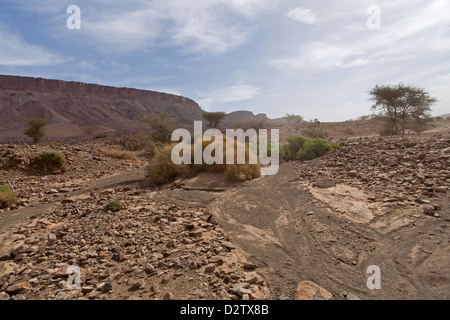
147,136,261,185
102,150,135,160
147,144,191,185
302,127,327,139
0,185,18,209
343,126,356,135
31,151,67,174
123,129,151,151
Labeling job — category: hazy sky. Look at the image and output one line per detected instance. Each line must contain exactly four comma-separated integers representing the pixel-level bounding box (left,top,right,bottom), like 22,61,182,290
0,0,449,121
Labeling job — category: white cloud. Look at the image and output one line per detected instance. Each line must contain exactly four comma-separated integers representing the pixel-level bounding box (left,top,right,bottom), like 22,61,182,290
198,85,261,108
286,7,316,24
61,0,274,55
270,0,450,73
167,1,249,55
0,28,66,66
268,43,355,72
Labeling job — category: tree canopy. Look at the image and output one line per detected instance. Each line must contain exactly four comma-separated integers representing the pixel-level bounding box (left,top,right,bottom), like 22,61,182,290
141,111,179,144
203,112,226,129
369,83,437,135
24,118,48,143
284,114,304,125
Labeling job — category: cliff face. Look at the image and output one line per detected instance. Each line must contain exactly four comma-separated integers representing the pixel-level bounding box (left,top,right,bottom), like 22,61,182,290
0,75,203,138
0,75,195,104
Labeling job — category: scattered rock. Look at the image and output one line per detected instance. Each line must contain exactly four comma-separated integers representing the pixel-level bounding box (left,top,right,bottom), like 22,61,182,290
294,281,333,300
164,292,175,300
423,205,436,216
0,292,10,300
5,282,30,295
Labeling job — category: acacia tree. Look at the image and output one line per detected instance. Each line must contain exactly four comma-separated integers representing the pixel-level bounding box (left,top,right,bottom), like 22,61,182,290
369,83,437,135
141,111,179,144
203,112,226,129
284,114,304,126
24,118,48,143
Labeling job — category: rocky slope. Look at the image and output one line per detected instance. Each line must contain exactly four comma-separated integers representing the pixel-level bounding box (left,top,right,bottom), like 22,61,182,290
0,75,203,138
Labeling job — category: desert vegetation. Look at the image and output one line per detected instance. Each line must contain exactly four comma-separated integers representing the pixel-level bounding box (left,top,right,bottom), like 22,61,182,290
203,112,226,129
369,83,437,135
301,127,328,139
280,136,341,162
284,114,304,126
30,151,67,174
24,118,48,143
0,185,17,209
104,199,124,212
102,149,135,160
147,137,261,185
141,111,179,144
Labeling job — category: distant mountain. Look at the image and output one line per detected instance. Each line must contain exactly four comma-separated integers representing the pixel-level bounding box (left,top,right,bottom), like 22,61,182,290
222,111,268,125
0,75,203,138
437,113,450,119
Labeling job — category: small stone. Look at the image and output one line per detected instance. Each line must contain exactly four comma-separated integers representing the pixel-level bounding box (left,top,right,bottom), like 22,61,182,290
434,186,447,193
88,291,101,300
348,170,358,177
161,274,173,285
221,241,235,250
346,293,361,300
0,253,10,261
5,282,30,295
294,281,333,300
423,205,436,216
54,291,70,300
204,265,215,274
424,179,434,187
152,253,164,260
130,280,144,289
231,283,250,293
164,292,175,300
82,286,95,294
243,263,258,270
0,292,10,300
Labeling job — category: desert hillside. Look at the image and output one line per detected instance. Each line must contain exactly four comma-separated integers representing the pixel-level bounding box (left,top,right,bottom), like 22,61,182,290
0,75,203,138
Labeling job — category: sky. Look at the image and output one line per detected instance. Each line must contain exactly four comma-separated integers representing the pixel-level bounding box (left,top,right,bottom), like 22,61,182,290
0,0,449,121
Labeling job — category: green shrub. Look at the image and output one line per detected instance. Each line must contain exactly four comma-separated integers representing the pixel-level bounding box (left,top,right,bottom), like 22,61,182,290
0,185,18,209
297,138,341,161
302,128,327,139
104,200,124,212
141,111,179,144
31,151,66,173
94,134,108,139
282,136,307,161
123,129,150,151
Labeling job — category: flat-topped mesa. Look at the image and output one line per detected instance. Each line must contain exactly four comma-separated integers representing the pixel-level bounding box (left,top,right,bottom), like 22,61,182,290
0,74,196,105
